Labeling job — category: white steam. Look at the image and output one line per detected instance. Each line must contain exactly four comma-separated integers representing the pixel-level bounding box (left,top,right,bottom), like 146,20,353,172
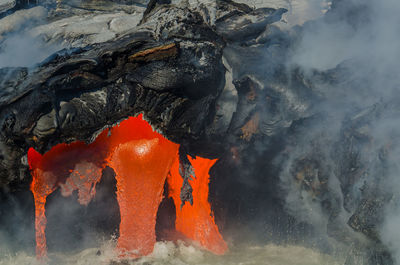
0,240,343,265
282,0,400,262
0,6,61,68
0,33,60,68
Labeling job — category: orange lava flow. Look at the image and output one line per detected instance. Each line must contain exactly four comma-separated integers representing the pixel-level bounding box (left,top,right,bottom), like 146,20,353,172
28,132,109,259
29,165,57,260
107,120,179,257
27,115,226,260
168,157,228,255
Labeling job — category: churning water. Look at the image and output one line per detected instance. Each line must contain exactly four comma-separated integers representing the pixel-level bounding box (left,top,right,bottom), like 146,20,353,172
0,239,345,265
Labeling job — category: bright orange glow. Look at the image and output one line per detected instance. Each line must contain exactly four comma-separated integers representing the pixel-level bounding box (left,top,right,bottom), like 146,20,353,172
168,157,228,255
27,115,226,260
29,153,57,260
106,119,179,257
28,140,107,259
109,139,178,256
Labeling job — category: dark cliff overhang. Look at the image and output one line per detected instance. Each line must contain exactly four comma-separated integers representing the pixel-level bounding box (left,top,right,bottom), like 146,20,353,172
0,1,288,188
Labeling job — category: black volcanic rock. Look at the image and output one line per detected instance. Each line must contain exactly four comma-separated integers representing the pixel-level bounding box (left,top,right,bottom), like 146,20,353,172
0,1,397,264
0,0,289,187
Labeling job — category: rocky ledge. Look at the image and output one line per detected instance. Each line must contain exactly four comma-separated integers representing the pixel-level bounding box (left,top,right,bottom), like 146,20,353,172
1,1,399,264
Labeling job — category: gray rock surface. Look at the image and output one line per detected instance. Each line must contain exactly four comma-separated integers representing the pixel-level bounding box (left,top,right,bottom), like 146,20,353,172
0,1,396,264
0,0,15,13
31,11,143,47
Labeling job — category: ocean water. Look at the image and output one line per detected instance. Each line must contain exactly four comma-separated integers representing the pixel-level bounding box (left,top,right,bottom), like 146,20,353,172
0,239,345,265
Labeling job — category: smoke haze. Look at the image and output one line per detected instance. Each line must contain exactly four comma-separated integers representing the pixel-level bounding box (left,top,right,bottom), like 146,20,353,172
280,0,400,263
1,0,400,264
0,6,61,68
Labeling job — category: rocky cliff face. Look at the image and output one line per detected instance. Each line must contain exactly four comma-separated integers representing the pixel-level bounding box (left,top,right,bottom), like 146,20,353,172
0,0,291,187
1,1,399,264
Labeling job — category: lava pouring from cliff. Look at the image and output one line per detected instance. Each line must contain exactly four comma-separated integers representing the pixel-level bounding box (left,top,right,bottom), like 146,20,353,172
27,115,227,260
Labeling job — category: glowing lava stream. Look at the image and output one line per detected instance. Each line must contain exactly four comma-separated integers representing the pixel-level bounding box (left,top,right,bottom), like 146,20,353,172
168,157,228,254
27,115,227,260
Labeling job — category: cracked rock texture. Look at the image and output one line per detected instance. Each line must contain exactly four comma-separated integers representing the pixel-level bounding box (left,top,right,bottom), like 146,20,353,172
0,1,398,264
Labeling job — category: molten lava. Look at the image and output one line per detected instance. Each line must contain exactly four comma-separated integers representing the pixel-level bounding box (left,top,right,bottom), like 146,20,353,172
27,115,226,260
28,139,107,259
108,140,178,257
168,157,228,254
